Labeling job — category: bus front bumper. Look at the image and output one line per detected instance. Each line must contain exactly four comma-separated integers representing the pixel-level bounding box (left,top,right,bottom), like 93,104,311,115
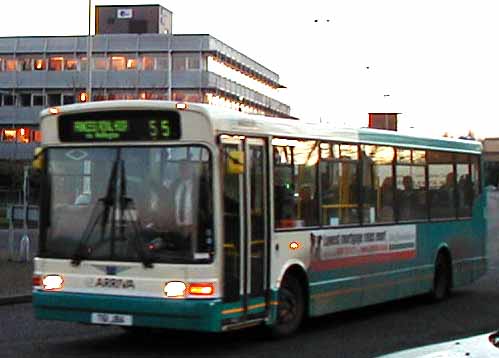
33,290,223,332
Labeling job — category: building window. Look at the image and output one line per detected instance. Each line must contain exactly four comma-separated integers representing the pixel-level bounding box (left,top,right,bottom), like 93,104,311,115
2,129,16,142
172,53,200,71
79,56,88,71
0,58,3,71
110,56,126,71
172,90,202,102
33,130,42,143
47,93,61,106
108,91,135,100
33,94,44,106
142,56,155,70
138,90,167,100
17,128,30,143
19,58,32,71
49,57,64,71
62,94,75,105
126,58,137,69
3,94,15,106
19,93,31,107
5,59,17,72
155,56,169,70
65,58,78,71
92,91,107,101
92,57,107,70
34,58,47,71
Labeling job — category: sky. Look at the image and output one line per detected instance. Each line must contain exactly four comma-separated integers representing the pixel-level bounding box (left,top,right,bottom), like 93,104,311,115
1,0,498,138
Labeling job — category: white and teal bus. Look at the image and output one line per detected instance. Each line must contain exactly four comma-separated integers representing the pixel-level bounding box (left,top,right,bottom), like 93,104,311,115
32,101,486,336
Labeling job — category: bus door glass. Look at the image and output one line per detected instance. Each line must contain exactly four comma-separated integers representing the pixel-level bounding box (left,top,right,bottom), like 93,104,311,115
221,136,268,314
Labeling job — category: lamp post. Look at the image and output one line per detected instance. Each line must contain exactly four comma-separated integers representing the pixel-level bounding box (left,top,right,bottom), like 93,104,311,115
86,0,93,101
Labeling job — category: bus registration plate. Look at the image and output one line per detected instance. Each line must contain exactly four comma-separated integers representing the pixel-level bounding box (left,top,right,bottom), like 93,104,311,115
91,312,133,326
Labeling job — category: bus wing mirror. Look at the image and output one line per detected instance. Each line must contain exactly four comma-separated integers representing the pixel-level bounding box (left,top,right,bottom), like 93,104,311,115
32,147,45,170
227,151,244,175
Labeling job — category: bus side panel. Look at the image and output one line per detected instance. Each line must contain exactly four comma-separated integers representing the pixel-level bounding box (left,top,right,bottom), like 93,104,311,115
307,214,486,317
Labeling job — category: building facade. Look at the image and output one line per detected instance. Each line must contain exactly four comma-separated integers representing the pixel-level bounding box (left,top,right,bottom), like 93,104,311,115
0,4,290,206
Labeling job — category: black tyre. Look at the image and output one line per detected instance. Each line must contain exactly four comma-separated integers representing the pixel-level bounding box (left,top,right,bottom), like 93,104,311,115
430,253,452,301
270,275,305,337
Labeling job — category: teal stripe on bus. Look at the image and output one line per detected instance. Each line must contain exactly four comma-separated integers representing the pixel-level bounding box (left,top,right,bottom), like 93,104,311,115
33,291,224,332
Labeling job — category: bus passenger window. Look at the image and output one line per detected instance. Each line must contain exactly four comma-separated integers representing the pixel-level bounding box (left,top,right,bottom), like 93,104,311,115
319,142,360,226
273,139,319,228
428,151,456,219
361,145,395,223
396,149,427,221
456,154,473,218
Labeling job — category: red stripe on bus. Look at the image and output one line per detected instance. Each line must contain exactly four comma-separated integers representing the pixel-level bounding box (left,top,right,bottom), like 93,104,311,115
310,250,416,271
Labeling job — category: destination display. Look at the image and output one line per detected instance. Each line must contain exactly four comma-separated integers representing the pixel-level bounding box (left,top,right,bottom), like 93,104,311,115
58,110,181,142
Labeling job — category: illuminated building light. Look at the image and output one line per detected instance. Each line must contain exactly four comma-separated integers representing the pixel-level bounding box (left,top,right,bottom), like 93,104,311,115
126,58,137,69
79,92,89,102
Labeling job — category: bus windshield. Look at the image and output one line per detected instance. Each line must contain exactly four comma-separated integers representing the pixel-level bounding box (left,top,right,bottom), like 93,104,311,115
42,145,213,264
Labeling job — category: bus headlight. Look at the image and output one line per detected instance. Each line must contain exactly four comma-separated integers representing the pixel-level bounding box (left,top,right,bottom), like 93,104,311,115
42,274,64,291
164,281,187,298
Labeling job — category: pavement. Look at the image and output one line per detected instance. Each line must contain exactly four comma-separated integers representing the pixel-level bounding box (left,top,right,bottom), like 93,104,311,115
0,229,36,305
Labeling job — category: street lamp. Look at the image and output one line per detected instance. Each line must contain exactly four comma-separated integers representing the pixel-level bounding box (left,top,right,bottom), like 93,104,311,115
86,0,93,102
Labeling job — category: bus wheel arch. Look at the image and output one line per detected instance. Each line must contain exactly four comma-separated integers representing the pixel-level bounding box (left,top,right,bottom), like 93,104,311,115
431,246,453,301
271,264,309,337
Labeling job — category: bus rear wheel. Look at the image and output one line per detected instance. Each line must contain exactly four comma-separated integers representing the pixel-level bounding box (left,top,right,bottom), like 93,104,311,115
270,275,305,337
431,252,452,301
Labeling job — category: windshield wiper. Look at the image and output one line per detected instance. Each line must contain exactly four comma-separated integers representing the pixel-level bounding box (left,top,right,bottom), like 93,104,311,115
71,154,119,266
117,160,153,268
71,151,153,268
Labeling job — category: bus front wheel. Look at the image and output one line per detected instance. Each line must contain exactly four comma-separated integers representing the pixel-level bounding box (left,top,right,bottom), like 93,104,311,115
271,275,305,337
431,252,452,301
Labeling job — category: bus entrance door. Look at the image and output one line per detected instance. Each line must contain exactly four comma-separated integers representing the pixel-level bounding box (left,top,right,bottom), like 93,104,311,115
221,137,269,324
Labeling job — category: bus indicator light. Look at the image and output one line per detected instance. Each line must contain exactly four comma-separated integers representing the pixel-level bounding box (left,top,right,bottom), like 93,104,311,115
32,275,42,287
289,241,301,250
176,103,188,110
188,283,215,296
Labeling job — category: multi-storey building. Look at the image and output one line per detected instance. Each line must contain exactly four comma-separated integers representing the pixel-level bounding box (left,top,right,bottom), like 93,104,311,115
0,4,289,205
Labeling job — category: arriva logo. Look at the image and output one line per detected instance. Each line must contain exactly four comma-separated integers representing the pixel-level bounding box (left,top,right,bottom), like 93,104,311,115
94,277,135,289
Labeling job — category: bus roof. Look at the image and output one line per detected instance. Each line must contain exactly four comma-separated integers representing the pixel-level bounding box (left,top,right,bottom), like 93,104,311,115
41,100,482,154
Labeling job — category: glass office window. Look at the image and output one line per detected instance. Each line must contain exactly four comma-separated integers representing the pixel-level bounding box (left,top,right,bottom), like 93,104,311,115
49,57,64,71
34,58,47,71
92,57,107,70
65,58,78,71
